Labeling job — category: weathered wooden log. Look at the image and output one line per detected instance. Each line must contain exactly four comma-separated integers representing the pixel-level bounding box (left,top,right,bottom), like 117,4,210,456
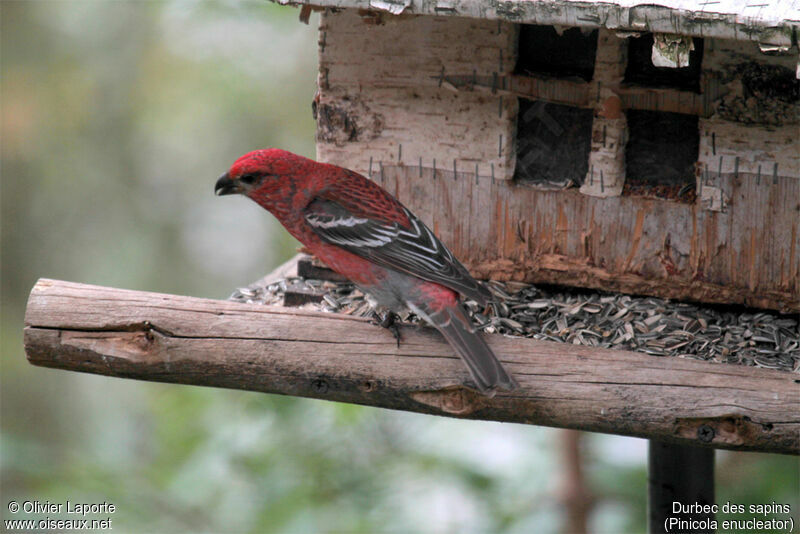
23,278,799,454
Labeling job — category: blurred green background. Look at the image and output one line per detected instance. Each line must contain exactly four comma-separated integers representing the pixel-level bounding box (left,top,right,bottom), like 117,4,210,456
1,1,797,533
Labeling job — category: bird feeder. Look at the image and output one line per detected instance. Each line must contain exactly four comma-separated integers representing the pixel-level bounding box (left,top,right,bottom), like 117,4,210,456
23,3,799,529
301,1,799,312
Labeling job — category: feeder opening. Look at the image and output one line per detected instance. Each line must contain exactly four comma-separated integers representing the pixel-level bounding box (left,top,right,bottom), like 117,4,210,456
624,109,699,201
624,33,704,92
516,25,598,82
515,99,593,188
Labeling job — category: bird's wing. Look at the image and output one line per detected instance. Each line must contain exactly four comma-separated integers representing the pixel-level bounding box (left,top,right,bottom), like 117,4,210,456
304,197,492,305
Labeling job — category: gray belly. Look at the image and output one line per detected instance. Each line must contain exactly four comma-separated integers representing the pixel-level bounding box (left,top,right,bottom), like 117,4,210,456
353,269,421,313
358,283,409,312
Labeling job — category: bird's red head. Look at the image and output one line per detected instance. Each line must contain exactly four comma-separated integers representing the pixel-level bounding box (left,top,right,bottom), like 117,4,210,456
214,149,322,212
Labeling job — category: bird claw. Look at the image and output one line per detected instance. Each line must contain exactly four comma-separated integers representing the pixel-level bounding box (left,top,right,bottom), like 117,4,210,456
372,311,401,348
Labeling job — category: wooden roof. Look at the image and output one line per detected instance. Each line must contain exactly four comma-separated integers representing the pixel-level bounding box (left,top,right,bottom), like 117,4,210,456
276,0,800,46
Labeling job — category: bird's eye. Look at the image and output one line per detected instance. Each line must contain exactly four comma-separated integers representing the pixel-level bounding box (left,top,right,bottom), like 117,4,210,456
239,173,258,185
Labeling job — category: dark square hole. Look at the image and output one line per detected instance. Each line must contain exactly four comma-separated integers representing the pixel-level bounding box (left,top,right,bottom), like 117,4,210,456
624,110,699,201
516,25,598,82
624,33,703,92
515,99,593,187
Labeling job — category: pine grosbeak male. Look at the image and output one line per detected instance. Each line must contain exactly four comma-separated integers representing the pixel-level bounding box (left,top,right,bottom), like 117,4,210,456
215,149,517,395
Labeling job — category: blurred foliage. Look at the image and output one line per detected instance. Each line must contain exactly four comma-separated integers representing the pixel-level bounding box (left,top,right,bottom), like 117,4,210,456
1,2,797,533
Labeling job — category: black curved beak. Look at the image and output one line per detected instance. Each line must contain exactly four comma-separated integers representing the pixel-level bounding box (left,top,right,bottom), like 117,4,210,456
214,173,239,196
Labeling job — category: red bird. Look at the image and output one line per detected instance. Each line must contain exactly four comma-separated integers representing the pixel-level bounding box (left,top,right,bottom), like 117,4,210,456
215,149,517,395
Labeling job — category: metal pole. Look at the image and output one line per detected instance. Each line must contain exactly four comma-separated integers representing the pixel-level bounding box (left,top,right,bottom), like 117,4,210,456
648,440,715,534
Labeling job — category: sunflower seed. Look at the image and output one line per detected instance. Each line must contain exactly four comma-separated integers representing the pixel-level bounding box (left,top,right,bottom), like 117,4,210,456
234,267,799,373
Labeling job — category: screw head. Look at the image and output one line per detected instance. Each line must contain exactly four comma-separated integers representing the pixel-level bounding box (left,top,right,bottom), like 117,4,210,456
311,379,329,394
697,424,715,443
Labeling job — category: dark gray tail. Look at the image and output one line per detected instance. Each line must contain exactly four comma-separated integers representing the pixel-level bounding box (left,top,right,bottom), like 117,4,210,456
417,303,518,395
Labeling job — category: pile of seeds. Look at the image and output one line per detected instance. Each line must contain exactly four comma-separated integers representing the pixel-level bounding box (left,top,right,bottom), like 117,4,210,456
230,277,799,373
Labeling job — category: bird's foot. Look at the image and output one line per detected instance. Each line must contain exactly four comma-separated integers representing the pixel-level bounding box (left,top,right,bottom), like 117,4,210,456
372,311,402,348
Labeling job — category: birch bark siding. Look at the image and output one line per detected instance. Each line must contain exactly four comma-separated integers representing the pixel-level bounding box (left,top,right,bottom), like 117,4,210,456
278,0,799,46
372,164,799,311
313,12,799,309
316,10,519,179
580,29,627,198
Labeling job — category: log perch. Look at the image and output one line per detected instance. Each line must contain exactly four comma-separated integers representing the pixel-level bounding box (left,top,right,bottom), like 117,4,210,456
24,278,799,454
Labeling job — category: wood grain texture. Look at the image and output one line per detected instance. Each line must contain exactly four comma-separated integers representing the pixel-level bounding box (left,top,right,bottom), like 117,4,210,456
580,29,627,197
24,278,800,454
313,13,799,309
275,0,799,45
376,165,799,311
316,10,519,180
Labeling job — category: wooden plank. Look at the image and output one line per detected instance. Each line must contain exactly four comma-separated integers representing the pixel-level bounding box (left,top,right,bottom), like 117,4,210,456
580,29,627,198
469,165,492,263
317,10,519,180
24,278,800,454
320,14,514,86
380,165,799,311
506,74,590,108
275,0,800,45
369,72,718,118
698,120,800,180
